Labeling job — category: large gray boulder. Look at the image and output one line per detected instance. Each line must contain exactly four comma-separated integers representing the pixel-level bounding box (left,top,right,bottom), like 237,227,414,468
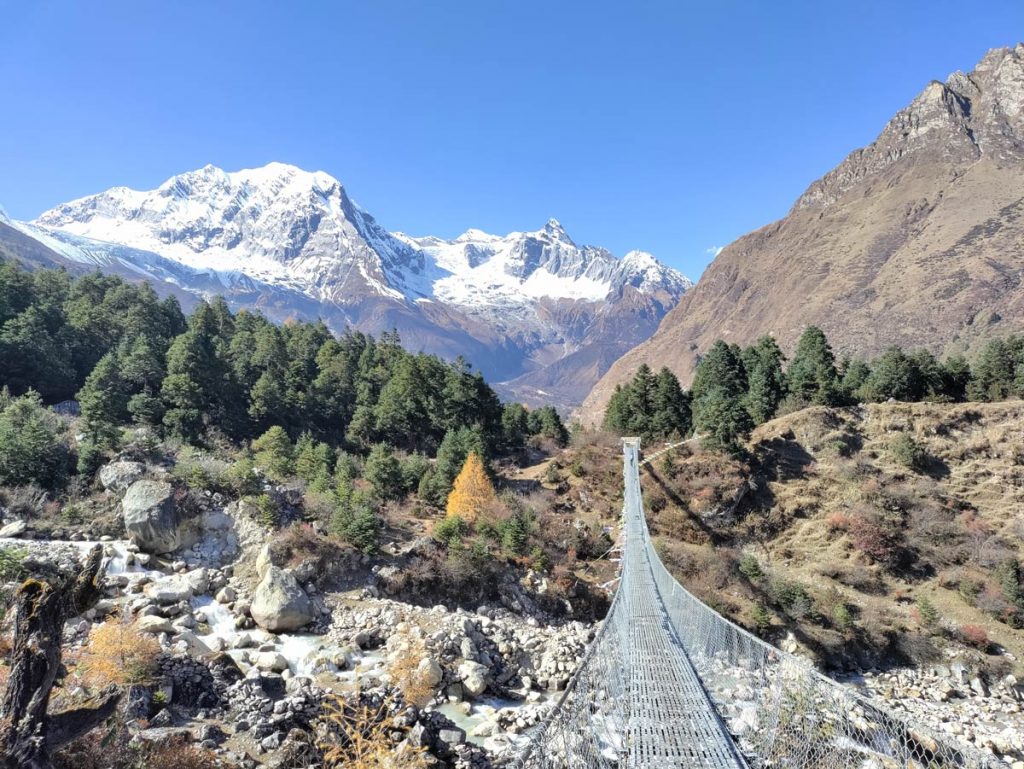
250,566,314,632
99,460,145,493
122,480,182,554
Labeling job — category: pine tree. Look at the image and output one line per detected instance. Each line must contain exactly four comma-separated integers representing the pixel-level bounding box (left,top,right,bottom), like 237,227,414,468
120,335,165,425
786,326,839,405
77,351,127,452
839,358,871,401
252,426,294,481
446,452,497,524
940,356,971,402
968,337,1021,401
501,403,529,450
742,337,786,425
374,356,428,450
691,341,752,452
0,392,69,488
858,346,919,402
650,367,691,439
364,443,404,501
529,406,569,446
294,432,333,490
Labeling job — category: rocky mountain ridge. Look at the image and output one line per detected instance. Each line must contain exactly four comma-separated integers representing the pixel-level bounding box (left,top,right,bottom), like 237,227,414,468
6,163,690,411
581,43,1024,423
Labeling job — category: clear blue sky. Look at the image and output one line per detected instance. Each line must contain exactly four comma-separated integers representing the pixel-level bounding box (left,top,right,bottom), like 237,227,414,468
1,1,1020,278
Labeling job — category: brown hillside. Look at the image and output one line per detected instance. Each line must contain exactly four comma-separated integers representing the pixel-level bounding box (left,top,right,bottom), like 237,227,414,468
643,401,1024,672
582,44,1024,424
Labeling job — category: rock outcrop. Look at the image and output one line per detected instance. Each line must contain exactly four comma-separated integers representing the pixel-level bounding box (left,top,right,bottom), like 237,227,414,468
122,480,188,554
99,460,145,493
249,566,315,632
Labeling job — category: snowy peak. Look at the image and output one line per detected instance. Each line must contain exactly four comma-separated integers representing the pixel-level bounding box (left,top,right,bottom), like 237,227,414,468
32,162,436,303
401,220,689,308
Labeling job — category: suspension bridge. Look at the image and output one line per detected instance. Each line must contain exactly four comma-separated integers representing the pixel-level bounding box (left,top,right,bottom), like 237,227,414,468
510,438,995,769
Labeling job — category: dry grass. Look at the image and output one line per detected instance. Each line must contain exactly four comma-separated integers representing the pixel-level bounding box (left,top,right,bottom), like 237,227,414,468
385,627,436,708
75,615,161,688
645,401,1024,671
317,695,429,769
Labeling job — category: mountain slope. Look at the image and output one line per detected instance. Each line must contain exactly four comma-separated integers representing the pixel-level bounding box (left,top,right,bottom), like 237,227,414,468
3,164,690,410
582,43,1024,423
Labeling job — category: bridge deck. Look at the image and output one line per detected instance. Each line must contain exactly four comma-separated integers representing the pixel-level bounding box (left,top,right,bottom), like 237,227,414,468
621,439,745,769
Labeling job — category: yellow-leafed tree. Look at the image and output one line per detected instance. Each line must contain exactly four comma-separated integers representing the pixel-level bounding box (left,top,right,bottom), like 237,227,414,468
445,452,496,523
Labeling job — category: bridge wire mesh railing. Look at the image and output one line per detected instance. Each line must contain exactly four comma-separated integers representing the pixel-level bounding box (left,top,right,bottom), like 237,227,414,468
504,441,996,769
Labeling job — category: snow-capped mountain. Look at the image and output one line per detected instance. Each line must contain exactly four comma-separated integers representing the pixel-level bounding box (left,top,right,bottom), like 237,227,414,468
10,162,691,410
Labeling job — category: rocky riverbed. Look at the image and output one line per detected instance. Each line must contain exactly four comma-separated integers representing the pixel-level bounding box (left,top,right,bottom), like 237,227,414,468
0,469,595,767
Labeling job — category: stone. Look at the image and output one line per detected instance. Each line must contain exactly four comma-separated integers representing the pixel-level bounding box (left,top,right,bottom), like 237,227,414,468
123,480,186,554
249,566,314,632
255,543,275,579
216,586,237,603
143,574,194,604
136,615,175,635
438,727,466,747
254,652,290,672
458,660,489,698
184,568,210,594
173,631,212,657
99,460,145,493
0,520,26,538
417,657,444,688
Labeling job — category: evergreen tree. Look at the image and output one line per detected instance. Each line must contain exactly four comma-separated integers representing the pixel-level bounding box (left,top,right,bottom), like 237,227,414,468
742,336,786,424
650,367,691,439
364,443,404,501
602,384,630,434
374,356,428,450
76,351,127,452
294,432,334,490
252,426,294,481
446,452,497,524
528,406,569,446
400,453,430,494
940,356,971,403
0,392,69,488
120,335,165,425
968,337,1022,401
420,426,489,506
160,373,204,442
691,341,752,452
839,358,871,401
786,326,839,405
858,347,920,402
501,403,529,450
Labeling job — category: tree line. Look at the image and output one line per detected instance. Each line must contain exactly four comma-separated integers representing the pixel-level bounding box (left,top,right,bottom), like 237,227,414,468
604,326,1024,451
0,261,567,490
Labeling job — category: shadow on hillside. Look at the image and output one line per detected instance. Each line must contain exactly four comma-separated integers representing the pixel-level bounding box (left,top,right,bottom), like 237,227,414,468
755,437,815,482
500,477,543,495
922,455,951,480
642,464,725,545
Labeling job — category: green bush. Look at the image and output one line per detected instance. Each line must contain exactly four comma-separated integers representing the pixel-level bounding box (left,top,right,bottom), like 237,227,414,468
0,546,27,581
832,603,854,632
245,494,280,528
0,392,70,489
752,603,772,634
890,433,928,472
433,515,469,546
738,553,763,582
915,596,940,629
499,513,530,555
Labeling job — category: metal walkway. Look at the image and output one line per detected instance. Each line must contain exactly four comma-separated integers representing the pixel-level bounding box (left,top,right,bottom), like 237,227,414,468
620,439,745,768
509,438,994,769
